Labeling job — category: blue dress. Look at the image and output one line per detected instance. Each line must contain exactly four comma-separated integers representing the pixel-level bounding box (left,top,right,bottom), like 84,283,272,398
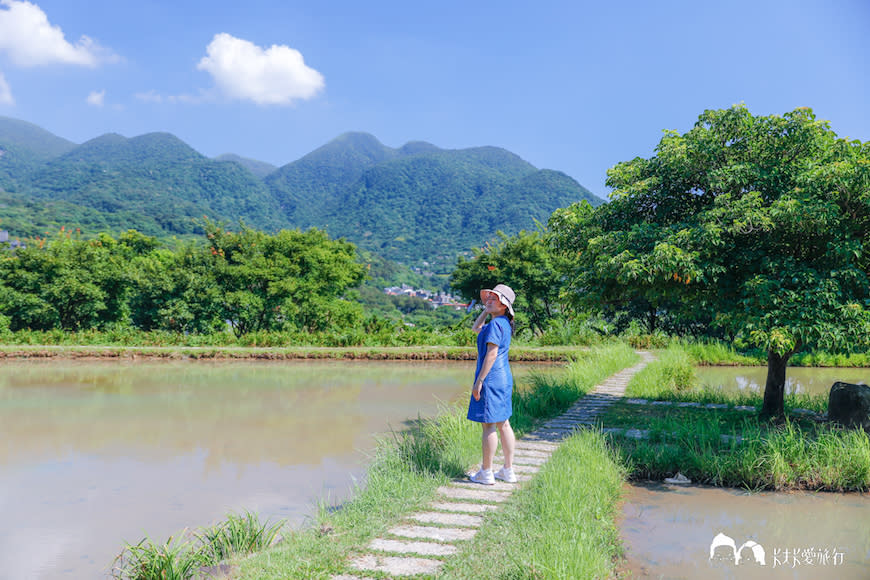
467,316,513,423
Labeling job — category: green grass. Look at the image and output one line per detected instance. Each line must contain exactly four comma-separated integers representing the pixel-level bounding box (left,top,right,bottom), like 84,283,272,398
111,512,285,580
678,338,762,365
112,533,205,580
440,429,627,579
610,415,870,491
197,511,284,563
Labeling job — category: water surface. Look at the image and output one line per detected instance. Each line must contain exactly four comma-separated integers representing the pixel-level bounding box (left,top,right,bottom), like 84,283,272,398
620,483,870,579
695,366,869,397
0,359,549,579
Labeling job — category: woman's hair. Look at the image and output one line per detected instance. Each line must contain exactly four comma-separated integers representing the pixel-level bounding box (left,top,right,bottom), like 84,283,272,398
505,311,515,334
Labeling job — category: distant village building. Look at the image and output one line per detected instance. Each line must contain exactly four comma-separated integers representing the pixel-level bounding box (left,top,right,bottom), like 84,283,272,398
0,230,25,249
383,285,466,309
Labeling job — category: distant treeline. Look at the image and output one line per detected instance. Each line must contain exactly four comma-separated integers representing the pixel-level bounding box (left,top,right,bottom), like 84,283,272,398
0,223,366,336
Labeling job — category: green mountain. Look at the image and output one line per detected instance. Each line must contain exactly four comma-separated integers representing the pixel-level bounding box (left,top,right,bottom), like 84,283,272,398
0,116,76,192
0,118,604,271
265,132,398,224
23,132,285,235
214,153,277,179
267,133,601,267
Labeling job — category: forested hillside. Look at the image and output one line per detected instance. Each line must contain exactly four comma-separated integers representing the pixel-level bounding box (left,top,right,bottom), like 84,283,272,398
267,132,601,267
0,118,602,268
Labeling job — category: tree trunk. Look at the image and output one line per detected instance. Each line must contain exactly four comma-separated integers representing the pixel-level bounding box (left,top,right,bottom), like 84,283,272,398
761,349,791,418
647,306,657,334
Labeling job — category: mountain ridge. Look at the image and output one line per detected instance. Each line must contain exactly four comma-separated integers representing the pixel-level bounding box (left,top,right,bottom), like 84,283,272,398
0,116,604,269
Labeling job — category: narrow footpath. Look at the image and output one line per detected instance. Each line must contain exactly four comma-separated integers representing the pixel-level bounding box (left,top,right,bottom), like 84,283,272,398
333,350,656,579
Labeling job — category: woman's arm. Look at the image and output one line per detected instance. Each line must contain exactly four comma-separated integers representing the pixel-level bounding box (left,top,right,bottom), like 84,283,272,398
472,309,488,334
472,342,499,401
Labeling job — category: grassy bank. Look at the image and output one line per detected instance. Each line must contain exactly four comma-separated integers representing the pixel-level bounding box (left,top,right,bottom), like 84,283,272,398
224,343,637,579
603,344,870,492
0,344,583,361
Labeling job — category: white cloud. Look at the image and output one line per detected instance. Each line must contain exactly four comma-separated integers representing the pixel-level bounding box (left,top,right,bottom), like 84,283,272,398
0,70,13,105
196,33,324,105
0,0,118,67
86,89,104,106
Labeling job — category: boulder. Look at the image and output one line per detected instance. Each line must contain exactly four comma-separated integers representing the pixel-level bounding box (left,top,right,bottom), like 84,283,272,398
828,382,870,431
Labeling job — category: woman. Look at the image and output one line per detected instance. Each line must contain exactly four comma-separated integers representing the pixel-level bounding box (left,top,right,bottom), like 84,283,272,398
467,284,517,485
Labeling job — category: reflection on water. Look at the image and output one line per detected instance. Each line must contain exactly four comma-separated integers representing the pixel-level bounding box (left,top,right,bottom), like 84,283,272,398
620,483,870,579
695,366,870,397
0,359,551,580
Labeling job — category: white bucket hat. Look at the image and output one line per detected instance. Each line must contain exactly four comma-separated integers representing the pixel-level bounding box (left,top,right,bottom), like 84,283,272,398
480,284,516,317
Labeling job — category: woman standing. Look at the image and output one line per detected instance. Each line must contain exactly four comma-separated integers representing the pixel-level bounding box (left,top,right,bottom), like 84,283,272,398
467,284,517,485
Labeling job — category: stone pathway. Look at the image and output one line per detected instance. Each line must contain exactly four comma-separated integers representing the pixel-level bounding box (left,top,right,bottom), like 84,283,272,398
334,351,656,579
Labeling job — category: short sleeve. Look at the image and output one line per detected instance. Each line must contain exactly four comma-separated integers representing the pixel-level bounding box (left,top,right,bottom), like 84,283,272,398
483,318,505,347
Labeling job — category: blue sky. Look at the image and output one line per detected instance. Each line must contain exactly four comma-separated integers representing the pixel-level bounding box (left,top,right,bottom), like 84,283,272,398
0,0,867,198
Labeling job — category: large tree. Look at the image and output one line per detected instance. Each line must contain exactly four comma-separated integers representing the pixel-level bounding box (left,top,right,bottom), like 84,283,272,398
451,229,566,335
550,105,870,417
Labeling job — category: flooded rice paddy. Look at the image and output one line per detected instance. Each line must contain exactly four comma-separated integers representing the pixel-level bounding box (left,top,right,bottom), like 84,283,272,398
0,359,549,579
695,366,869,397
620,483,870,579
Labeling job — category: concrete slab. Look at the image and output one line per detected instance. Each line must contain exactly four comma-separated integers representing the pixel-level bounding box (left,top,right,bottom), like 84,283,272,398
389,525,478,542
428,501,499,513
454,478,519,491
369,538,457,556
512,448,552,458
349,554,443,576
509,464,540,474
514,441,558,452
505,454,549,465
411,512,483,527
436,486,510,502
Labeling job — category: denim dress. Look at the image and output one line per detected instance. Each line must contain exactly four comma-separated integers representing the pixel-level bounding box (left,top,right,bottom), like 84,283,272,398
467,316,513,423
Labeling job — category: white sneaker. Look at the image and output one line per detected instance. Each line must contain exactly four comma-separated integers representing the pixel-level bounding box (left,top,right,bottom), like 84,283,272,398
469,468,495,485
495,467,517,483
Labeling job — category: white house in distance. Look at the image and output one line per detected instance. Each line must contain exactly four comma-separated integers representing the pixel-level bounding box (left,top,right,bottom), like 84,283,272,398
383,284,466,309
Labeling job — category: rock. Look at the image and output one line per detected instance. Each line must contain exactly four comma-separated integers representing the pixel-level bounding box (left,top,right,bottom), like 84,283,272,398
828,382,870,431
664,472,692,485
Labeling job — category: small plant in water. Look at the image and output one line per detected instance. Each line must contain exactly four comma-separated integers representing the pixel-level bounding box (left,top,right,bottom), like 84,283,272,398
112,532,204,580
197,511,284,563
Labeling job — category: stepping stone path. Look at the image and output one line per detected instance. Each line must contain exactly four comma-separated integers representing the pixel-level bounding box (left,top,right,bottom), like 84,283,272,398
337,351,656,578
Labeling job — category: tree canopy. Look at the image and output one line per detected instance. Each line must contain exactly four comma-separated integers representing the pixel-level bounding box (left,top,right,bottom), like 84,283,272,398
550,105,870,416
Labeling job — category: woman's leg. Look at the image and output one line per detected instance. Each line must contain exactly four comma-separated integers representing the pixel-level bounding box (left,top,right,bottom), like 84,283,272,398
496,419,515,469
481,422,498,470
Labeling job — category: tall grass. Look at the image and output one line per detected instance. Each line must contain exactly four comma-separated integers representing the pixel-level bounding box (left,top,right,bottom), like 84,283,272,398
613,415,870,491
442,429,627,579
112,533,204,580
197,511,283,562
112,513,285,580
624,343,697,400
678,338,763,365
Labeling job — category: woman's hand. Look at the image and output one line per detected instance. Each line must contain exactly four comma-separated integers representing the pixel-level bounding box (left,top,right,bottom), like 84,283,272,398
472,380,482,401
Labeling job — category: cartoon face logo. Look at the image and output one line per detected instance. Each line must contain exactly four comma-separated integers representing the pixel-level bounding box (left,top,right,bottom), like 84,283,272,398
710,532,766,566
